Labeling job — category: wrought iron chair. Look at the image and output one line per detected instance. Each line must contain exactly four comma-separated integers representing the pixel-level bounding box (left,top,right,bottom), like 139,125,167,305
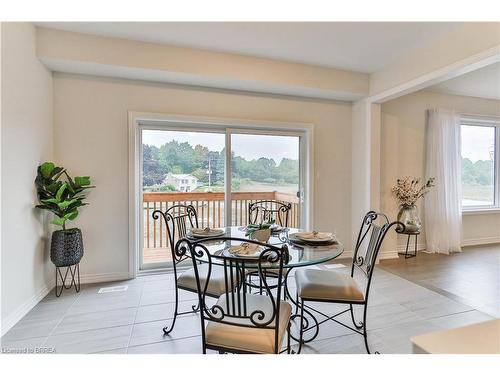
246,200,292,292
248,200,292,227
152,204,230,335
182,236,293,354
294,211,404,354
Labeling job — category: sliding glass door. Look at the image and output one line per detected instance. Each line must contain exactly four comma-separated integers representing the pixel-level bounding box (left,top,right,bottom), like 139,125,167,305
230,132,301,228
139,125,306,270
141,128,226,269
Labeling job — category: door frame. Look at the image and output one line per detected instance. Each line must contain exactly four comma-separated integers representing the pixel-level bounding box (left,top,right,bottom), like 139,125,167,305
128,111,314,277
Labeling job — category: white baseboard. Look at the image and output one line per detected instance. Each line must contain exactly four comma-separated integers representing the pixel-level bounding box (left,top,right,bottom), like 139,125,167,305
378,250,400,260
462,236,500,247
378,236,500,260
1,280,55,337
379,243,426,260
336,250,353,260
79,272,132,284
396,242,427,253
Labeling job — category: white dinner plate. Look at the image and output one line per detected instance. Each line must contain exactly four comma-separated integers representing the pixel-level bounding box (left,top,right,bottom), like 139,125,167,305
289,232,336,244
225,243,263,258
188,228,225,238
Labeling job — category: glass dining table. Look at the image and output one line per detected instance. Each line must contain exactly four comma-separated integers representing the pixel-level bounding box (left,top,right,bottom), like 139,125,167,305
184,225,344,344
186,225,344,269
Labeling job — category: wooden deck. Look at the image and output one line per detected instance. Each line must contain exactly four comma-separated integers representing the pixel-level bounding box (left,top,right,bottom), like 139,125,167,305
142,191,299,266
143,247,172,264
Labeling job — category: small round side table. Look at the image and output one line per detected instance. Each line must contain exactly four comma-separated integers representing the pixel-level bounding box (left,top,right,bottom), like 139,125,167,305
398,231,419,259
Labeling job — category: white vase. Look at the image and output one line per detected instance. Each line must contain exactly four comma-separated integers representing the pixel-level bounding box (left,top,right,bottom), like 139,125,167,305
250,228,271,242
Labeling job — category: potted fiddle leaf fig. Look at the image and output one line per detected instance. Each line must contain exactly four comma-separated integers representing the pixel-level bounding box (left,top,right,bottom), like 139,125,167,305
35,162,95,267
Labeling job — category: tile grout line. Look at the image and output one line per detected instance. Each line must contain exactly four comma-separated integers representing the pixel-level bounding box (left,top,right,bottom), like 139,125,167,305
51,294,143,318
44,308,140,337
31,304,196,340
41,285,84,347
41,284,143,341
125,278,146,352
126,332,203,351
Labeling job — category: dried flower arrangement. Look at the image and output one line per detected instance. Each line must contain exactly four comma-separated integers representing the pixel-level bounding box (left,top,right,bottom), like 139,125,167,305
392,177,435,207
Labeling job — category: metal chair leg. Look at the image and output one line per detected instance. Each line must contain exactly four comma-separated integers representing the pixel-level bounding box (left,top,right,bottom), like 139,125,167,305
362,304,376,354
287,322,292,354
297,301,305,354
349,303,364,329
295,292,299,314
163,285,179,335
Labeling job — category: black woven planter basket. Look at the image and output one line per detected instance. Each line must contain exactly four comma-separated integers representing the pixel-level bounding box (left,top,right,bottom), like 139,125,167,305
50,228,84,267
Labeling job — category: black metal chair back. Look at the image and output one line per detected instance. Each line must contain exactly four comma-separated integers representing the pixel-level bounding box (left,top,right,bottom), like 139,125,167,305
180,236,289,353
248,200,292,227
152,204,199,265
351,211,404,299
151,204,202,336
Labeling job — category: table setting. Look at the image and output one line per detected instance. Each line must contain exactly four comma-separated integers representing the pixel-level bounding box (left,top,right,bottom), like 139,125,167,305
183,223,342,266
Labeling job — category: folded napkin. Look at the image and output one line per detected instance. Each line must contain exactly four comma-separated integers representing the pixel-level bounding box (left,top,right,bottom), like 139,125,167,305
295,231,333,241
191,227,212,235
228,242,261,256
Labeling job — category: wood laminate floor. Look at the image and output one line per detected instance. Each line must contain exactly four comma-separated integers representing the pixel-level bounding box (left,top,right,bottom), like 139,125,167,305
379,244,500,318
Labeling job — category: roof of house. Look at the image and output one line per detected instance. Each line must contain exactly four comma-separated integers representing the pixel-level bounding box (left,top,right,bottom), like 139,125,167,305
166,173,198,180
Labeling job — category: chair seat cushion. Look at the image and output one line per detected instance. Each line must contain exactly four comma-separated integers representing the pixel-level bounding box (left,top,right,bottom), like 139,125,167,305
205,294,292,354
177,264,227,297
295,268,365,302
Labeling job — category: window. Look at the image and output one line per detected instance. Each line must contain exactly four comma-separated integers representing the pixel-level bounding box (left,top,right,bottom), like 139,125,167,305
460,117,499,210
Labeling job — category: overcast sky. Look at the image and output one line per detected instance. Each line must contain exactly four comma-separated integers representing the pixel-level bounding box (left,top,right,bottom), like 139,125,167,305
142,130,299,163
461,125,495,162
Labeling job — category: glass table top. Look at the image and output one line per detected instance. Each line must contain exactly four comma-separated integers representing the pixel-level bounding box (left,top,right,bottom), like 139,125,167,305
185,226,344,269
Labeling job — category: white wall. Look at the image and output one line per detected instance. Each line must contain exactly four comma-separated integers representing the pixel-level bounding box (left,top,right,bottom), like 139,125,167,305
1,23,54,334
53,73,353,280
351,100,371,248
380,90,500,255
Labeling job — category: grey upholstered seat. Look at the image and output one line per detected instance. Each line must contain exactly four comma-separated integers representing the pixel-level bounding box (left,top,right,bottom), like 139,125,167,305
177,264,227,297
205,294,292,354
295,268,365,302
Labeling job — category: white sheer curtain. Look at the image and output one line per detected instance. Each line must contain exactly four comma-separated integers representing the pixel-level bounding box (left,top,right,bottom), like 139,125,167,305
424,109,462,254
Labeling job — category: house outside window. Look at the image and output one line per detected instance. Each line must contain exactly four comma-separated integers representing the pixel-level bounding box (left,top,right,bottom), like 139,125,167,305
163,173,199,192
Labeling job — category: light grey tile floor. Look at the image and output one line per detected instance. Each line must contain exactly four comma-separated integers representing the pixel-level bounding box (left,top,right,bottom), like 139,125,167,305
1,266,494,354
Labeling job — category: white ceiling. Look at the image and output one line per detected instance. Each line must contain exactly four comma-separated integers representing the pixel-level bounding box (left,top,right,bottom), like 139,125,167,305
431,62,500,100
36,22,461,73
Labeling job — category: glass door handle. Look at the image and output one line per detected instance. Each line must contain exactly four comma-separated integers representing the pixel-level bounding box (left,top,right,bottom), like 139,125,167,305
297,188,305,203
